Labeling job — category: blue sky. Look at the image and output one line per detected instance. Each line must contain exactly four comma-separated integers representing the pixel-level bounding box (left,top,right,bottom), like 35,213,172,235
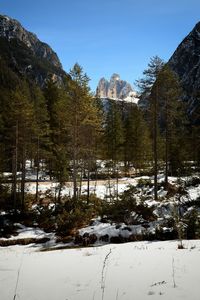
1,0,200,91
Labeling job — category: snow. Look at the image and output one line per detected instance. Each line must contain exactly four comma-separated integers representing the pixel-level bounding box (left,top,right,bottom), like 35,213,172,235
99,89,139,104
123,90,140,104
0,240,200,300
1,171,200,299
79,221,148,239
25,178,138,199
0,224,55,241
3,15,11,21
188,185,200,200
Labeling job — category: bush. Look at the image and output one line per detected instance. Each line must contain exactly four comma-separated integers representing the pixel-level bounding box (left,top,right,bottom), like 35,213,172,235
101,186,155,224
0,183,11,210
184,208,200,239
137,178,153,188
185,177,200,187
34,194,103,235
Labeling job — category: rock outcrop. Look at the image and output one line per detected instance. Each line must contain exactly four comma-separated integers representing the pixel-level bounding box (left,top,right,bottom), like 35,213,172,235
97,73,134,100
168,21,200,123
0,15,66,86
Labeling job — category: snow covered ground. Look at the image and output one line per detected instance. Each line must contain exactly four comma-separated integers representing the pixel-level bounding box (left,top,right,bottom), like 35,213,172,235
25,177,138,199
23,174,200,201
0,223,55,241
1,173,200,299
0,240,200,300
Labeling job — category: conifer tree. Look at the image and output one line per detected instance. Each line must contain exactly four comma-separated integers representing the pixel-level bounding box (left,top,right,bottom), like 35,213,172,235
104,101,124,163
44,77,70,202
137,56,164,200
68,63,102,201
124,106,152,174
4,82,36,211
30,84,50,201
155,66,187,183
104,100,124,199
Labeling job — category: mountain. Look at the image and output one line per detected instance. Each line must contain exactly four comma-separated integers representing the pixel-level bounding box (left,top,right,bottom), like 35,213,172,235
97,73,138,103
0,15,66,86
168,22,200,123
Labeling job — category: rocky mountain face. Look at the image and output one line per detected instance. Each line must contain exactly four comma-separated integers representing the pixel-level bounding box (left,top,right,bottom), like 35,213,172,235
0,15,66,86
168,22,200,123
97,73,134,100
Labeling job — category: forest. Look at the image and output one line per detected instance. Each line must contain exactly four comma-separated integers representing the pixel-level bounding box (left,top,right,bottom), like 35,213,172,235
0,53,200,245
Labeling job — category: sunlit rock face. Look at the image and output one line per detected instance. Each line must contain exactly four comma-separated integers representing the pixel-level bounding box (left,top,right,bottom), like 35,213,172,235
97,73,133,100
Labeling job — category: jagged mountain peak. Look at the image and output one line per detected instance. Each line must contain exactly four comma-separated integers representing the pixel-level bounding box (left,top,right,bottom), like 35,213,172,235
97,73,136,101
110,73,120,81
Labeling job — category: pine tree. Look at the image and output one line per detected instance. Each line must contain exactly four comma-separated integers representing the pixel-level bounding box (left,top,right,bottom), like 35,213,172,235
67,63,102,201
4,82,36,211
137,56,164,200
124,105,152,175
104,101,124,162
155,66,188,182
44,77,70,202
104,100,124,199
30,84,50,202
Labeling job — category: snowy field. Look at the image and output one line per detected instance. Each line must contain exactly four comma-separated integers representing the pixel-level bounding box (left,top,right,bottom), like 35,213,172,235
1,240,200,300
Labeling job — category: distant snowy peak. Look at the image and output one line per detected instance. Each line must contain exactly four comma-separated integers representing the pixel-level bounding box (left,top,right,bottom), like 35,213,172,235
97,73,138,103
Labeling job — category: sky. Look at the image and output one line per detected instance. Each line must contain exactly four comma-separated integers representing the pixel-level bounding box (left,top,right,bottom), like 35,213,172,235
1,0,200,91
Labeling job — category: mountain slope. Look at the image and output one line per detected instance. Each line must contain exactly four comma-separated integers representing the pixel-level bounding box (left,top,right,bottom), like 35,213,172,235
168,22,200,123
0,15,66,86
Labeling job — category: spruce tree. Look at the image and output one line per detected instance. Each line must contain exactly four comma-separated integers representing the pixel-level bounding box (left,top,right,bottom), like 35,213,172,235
156,66,187,182
124,106,152,175
4,82,36,211
137,56,164,200
68,63,102,201
44,77,70,202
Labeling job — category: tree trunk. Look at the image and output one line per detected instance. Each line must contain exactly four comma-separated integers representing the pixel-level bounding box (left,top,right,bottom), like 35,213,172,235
165,97,169,186
153,87,158,201
73,99,78,201
87,167,90,204
57,183,62,203
12,121,18,214
21,144,26,212
79,165,83,199
116,161,119,201
73,156,77,201
35,136,40,203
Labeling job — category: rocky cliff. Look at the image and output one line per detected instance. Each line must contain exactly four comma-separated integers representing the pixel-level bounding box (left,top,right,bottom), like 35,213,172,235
0,15,66,86
168,21,200,122
97,73,134,100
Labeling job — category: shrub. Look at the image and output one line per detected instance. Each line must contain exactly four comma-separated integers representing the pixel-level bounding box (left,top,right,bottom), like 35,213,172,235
101,186,155,224
34,194,103,235
185,177,200,187
184,208,200,239
137,178,153,188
